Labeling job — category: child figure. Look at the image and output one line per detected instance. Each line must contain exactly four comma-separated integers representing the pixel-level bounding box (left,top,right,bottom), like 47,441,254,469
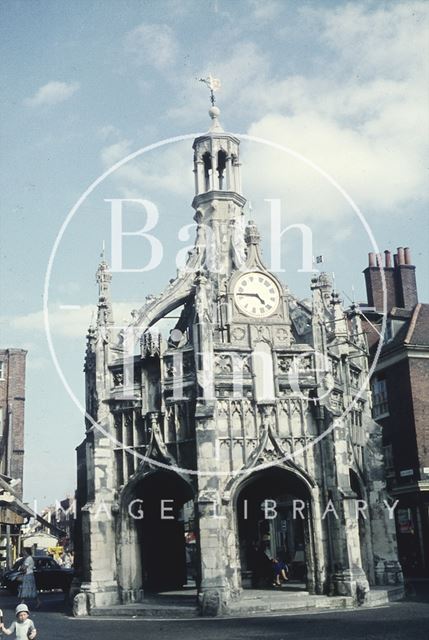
0,604,37,639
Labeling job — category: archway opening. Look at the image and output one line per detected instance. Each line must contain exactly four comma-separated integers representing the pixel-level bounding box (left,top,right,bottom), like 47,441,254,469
132,471,195,592
203,151,212,191
236,467,313,590
349,468,370,580
217,149,227,188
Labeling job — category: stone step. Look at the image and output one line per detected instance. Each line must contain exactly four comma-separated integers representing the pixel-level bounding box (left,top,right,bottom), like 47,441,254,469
90,585,404,618
366,585,404,607
228,593,353,615
91,603,199,618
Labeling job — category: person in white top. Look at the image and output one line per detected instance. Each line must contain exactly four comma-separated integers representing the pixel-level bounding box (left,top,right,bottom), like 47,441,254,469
62,550,73,569
18,548,40,608
0,603,37,638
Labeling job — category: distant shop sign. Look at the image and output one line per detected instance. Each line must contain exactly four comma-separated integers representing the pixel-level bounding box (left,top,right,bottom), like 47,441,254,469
399,469,414,477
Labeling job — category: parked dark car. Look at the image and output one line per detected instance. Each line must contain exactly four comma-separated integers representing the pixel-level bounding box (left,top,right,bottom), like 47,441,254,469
1,556,73,594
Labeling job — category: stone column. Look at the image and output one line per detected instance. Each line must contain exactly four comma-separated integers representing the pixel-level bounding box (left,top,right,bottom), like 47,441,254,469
116,501,144,604
225,155,232,190
307,487,326,594
78,437,120,611
321,425,370,602
331,489,370,603
196,160,204,194
194,402,230,616
365,421,404,587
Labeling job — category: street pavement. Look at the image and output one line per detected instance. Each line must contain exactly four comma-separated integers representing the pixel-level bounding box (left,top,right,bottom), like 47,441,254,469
0,583,428,639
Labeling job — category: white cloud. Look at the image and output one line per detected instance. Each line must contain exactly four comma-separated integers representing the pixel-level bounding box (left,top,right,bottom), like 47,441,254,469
314,2,429,81
100,138,193,197
97,124,122,141
5,303,180,348
248,0,282,22
6,303,137,339
204,3,428,221
110,3,427,224
124,23,179,70
100,139,133,167
243,102,426,221
24,81,80,107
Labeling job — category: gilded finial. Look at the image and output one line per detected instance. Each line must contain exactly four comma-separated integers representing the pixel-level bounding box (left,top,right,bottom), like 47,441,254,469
199,74,221,106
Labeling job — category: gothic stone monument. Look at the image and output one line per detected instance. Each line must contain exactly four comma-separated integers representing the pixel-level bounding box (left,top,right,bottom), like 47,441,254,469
74,104,403,616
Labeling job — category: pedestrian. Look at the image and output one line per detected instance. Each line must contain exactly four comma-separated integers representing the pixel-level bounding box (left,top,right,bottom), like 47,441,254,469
18,548,40,609
0,603,37,638
272,558,289,586
62,550,73,569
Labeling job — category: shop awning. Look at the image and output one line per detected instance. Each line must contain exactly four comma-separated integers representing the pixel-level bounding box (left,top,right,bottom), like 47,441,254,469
0,474,65,537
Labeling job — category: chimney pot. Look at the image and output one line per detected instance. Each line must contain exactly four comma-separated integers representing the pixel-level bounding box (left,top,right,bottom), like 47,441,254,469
384,250,392,268
397,247,405,265
368,252,376,267
404,247,412,265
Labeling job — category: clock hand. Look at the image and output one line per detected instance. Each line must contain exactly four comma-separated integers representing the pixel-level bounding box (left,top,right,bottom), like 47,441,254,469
238,293,266,304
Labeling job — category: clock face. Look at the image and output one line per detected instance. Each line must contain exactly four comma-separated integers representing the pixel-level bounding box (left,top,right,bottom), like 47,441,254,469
234,272,280,318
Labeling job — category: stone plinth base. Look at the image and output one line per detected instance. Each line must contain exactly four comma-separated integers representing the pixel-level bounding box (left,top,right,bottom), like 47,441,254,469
198,587,229,617
332,569,370,604
73,581,120,616
120,588,144,604
375,560,404,586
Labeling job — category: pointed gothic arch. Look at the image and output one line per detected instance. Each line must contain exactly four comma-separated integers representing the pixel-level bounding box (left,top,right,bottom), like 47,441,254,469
117,468,196,597
217,149,227,189
230,465,318,592
202,151,212,191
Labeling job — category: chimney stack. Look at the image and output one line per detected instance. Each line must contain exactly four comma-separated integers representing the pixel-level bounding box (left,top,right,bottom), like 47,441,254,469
364,245,418,312
364,250,396,312
396,247,418,309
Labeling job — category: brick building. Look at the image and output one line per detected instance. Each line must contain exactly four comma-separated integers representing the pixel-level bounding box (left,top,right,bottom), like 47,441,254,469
0,348,27,565
0,349,64,565
362,248,429,577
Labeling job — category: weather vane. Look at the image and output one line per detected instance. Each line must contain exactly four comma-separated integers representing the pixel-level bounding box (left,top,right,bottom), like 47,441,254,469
198,74,221,106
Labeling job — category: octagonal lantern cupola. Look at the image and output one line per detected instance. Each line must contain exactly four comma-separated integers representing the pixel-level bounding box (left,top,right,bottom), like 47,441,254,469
192,105,245,212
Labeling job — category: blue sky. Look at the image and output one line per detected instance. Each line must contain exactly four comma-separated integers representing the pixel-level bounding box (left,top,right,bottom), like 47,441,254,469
1,0,428,507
